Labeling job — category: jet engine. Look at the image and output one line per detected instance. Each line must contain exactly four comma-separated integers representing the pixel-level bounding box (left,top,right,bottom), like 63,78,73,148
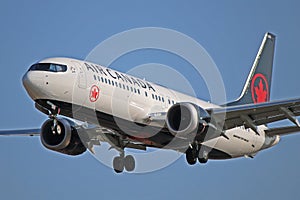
40,118,86,156
166,103,211,138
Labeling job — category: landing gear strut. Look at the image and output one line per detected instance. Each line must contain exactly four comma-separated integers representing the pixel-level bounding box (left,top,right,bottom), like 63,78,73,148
113,152,136,173
47,102,62,135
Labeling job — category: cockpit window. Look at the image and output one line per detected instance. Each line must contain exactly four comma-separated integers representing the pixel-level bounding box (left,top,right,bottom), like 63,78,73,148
29,63,67,72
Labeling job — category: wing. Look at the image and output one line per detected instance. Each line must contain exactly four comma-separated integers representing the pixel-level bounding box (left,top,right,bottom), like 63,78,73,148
0,129,40,136
209,98,300,135
265,126,300,137
0,125,147,153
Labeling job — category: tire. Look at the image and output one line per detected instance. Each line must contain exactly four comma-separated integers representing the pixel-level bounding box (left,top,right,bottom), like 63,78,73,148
124,155,135,172
113,156,124,173
186,147,197,165
198,148,208,164
198,157,208,164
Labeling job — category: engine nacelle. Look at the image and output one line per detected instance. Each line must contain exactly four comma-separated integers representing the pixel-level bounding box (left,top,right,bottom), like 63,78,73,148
166,102,210,138
41,118,86,156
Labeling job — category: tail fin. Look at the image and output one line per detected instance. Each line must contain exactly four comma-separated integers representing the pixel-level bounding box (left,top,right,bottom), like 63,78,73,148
227,32,276,106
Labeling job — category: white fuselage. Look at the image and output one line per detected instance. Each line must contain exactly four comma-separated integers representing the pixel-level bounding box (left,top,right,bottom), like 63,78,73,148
22,57,280,159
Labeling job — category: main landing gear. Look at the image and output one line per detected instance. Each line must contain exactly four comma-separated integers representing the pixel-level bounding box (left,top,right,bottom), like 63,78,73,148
113,152,136,173
185,143,209,165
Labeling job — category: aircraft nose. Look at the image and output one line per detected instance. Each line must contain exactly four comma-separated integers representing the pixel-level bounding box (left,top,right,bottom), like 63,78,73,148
22,71,44,100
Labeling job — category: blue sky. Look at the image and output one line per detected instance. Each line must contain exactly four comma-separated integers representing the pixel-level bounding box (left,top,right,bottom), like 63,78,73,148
1,0,300,199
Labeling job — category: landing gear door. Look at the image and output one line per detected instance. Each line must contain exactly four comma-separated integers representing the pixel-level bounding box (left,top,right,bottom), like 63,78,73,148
71,61,87,89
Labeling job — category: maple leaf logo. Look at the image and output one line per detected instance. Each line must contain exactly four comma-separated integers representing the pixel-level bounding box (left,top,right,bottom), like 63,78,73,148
91,88,98,99
90,85,100,102
254,79,267,103
251,73,269,104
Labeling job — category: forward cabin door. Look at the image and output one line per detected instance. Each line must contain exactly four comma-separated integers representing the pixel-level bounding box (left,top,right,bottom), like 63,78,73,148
71,61,87,89
71,61,89,116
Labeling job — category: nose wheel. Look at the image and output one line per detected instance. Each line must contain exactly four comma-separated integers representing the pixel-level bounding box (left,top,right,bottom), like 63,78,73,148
113,153,136,173
51,119,63,135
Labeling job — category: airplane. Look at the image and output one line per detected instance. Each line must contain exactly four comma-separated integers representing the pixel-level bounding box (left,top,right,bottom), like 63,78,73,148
1,32,300,173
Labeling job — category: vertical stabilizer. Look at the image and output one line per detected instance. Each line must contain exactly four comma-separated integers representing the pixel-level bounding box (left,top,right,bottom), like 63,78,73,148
227,32,276,106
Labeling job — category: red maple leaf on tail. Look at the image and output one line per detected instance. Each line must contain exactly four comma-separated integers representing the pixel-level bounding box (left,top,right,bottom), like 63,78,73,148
254,79,267,103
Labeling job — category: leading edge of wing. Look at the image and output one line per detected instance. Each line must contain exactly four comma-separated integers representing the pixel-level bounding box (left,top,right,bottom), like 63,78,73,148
0,129,40,136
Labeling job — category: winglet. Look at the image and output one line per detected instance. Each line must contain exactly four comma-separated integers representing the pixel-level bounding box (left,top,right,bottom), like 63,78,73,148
227,32,276,106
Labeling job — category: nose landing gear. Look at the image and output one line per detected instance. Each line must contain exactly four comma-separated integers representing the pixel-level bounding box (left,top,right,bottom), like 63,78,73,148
51,118,63,135
35,101,63,135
